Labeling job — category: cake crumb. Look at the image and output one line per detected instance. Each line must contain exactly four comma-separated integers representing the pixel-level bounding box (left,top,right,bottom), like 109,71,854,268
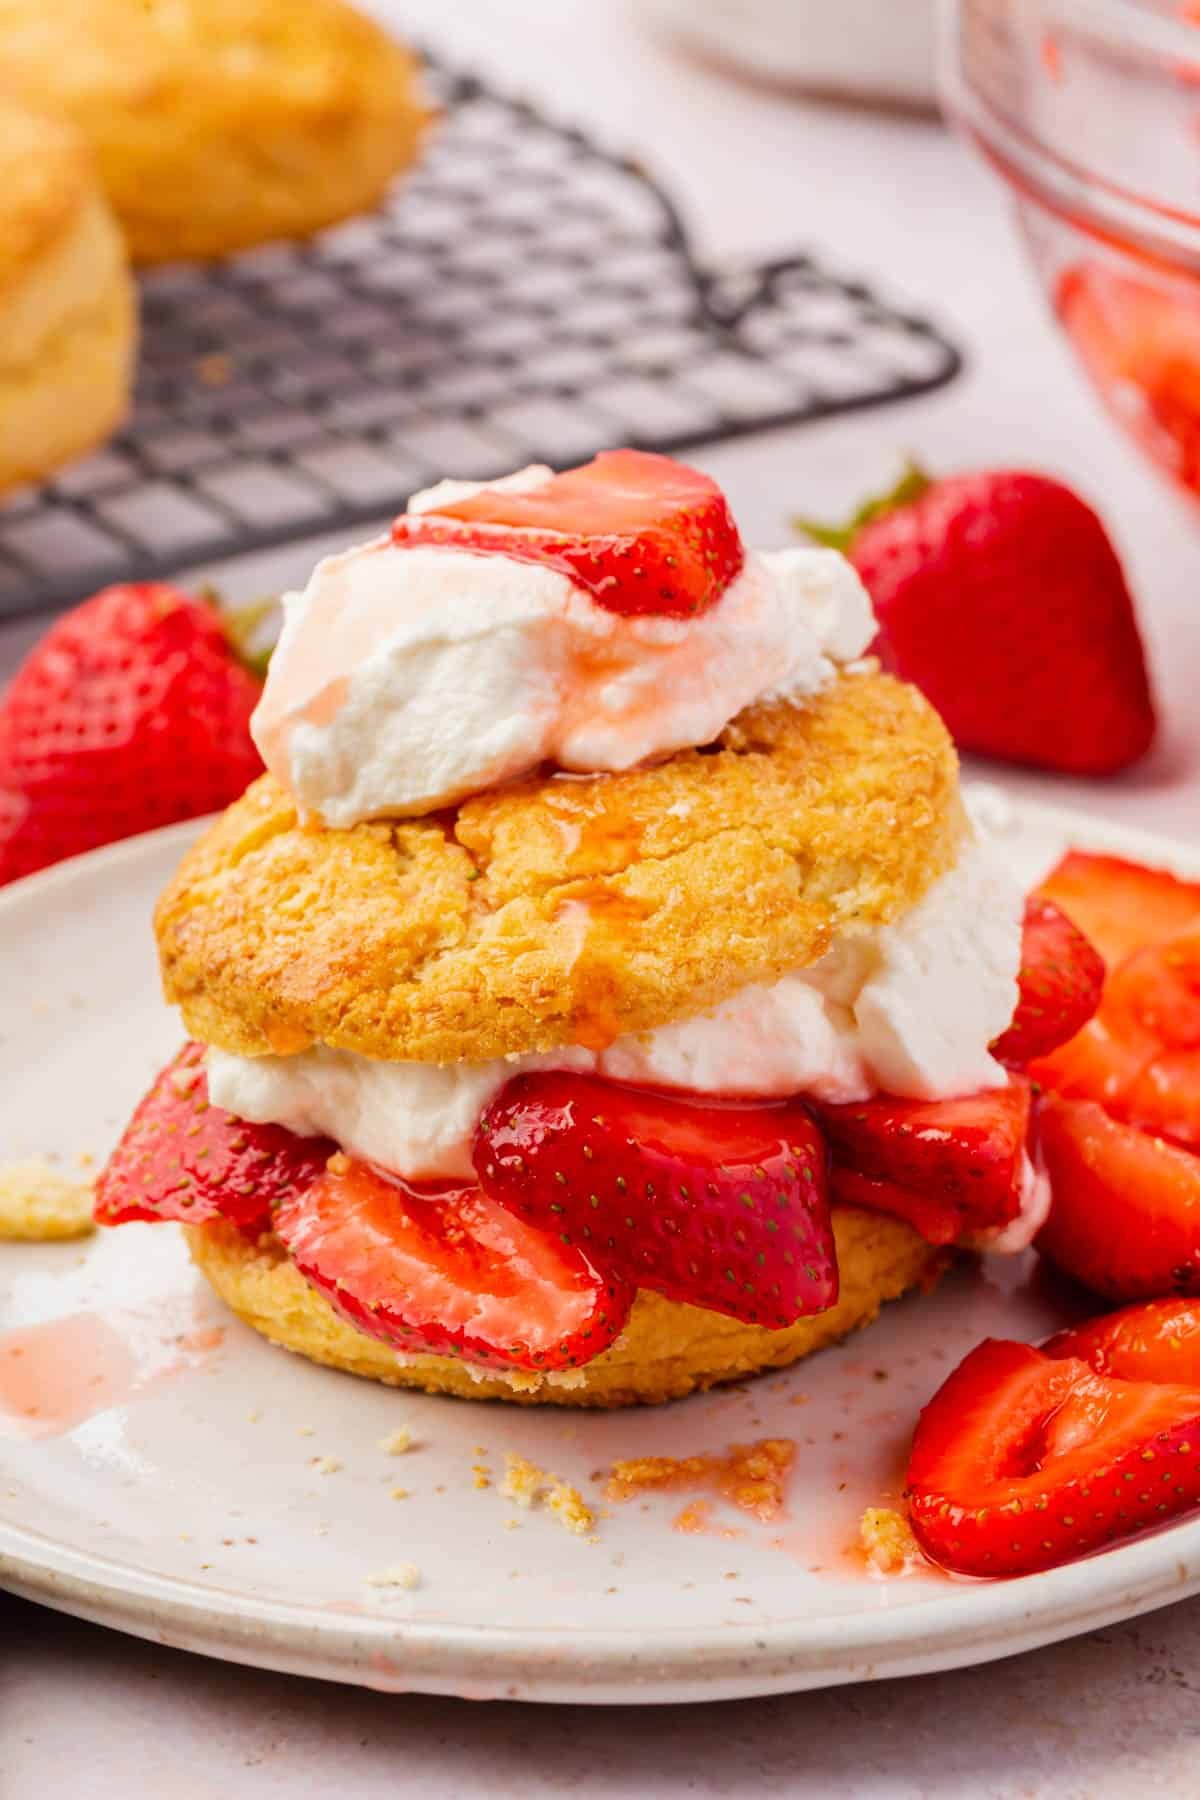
472,1462,491,1489
378,1427,414,1455
390,1486,409,1501
365,1562,421,1590
297,1425,314,1437
500,1453,595,1536
859,1506,922,1575
607,1439,794,1522
310,1456,341,1476
503,1518,520,1531
0,1159,95,1241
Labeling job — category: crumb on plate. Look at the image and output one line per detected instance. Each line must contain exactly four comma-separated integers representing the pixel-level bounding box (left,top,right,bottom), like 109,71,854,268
364,1561,421,1590
859,1506,922,1575
500,1453,594,1536
378,1427,414,1455
0,1158,95,1241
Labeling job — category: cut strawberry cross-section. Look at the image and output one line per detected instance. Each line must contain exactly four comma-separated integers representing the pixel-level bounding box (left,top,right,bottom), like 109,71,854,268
1036,1095,1200,1301
812,1078,1033,1247
1038,851,1200,968
274,1158,633,1372
93,1042,334,1232
1034,933,1200,1152
1044,1298,1200,1386
906,1335,1200,1577
990,897,1104,1067
391,449,745,618
474,1072,836,1330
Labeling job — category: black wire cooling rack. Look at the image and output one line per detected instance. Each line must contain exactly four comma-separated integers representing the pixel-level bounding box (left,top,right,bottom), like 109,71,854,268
0,59,962,619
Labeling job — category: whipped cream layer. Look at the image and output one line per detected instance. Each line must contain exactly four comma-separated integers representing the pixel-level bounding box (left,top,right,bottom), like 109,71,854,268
252,466,876,827
208,841,1023,1184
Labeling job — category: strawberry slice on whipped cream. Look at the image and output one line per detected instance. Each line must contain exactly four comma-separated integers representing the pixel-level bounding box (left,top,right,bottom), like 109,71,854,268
251,451,876,826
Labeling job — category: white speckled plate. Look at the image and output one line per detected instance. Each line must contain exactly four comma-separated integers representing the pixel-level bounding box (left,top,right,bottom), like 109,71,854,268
5,796,1200,1703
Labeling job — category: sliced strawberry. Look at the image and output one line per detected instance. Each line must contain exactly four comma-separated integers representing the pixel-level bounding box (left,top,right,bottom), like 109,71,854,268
1057,261,1200,500
1038,851,1200,967
1044,1299,1200,1385
825,1166,964,1247
473,1072,836,1329
991,898,1105,1067
906,1336,1200,1576
274,1158,633,1372
813,1078,1032,1246
93,1043,333,1232
392,449,744,618
1037,1095,1200,1300
1033,933,1200,1151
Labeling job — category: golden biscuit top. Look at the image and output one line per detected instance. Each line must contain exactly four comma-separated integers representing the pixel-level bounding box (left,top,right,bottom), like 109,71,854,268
0,103,95,298
157,672,965,1066
0,0,428,259
0,0,419,114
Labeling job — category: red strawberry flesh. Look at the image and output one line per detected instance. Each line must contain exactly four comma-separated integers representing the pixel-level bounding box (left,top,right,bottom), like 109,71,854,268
1038,851,1200,968
0,583,263,887
844,470,1156,777
274,1158,633,1371
1037,1095,1200,1301
1044,1298,1200,1386
906,1336,1200,1577
813,1078,1032,1245
991,898,1105,1067
93,1042,334,1232
392,449,744,618
474,1071,836,1329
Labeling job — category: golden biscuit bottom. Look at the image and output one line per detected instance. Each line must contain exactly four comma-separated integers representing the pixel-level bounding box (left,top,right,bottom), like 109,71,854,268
186,1208,947,1408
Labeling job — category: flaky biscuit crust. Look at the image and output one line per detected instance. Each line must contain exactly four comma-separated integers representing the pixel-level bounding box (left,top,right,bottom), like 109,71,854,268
187,1208,946,1408
157,672,964,1065
0,103,135,490
0,0,428,263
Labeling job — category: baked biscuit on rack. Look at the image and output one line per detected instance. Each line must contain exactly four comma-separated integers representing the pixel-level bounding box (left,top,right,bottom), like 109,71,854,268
0,0,430,264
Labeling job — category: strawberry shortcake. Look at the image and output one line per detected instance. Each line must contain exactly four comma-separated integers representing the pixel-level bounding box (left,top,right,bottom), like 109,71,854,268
94,451,1103,1406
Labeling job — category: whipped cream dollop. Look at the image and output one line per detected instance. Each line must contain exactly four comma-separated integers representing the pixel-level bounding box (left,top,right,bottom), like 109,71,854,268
251,466,876,827
208,840,1023,1184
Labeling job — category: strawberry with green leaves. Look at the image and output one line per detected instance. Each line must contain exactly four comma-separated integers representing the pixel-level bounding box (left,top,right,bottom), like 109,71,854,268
801,467,1156,776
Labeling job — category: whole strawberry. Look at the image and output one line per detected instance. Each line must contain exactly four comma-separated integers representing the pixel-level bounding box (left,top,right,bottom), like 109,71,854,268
0,582,264,885
802,467,1157,776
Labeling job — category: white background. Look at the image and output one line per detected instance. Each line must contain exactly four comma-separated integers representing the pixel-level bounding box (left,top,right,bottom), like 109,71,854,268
5,1,1200,1792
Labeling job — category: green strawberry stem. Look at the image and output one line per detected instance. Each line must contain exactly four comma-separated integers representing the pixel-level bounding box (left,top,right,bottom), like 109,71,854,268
209,590,279,681
794,459,932,553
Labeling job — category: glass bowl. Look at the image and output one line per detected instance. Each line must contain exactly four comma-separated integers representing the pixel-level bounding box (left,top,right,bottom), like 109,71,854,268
942,0,1200,499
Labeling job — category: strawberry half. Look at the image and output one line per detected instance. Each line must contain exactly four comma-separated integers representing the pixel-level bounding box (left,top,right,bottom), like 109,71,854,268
474,1072,836,1329
1037,1095,1200,1301
802,468,1156,776
274,1157,633,1372
812,1079,1033,1247
391,449,744,618
1045,1299,1200,1386
991,897,1105,1067
94,1043,333,1232
906,1336,1200,1577
1039,851,1200,968
0,583,264,887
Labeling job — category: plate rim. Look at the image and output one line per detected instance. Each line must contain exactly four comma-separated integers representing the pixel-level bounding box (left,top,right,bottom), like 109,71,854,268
6,791,1200,1701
